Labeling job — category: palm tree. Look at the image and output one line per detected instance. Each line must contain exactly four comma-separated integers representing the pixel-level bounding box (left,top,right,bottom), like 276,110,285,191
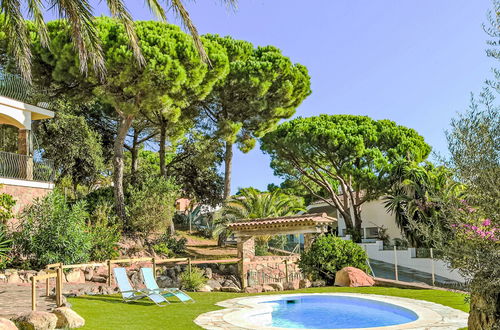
384,160,461,247
0,0,237,81
213,187,305,246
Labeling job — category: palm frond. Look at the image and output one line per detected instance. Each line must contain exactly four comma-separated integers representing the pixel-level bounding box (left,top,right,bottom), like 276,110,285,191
1,0,32,81
169,0,210,64
27,0,49,47
56,0,106,79
106,0,145,66
144,0,167,20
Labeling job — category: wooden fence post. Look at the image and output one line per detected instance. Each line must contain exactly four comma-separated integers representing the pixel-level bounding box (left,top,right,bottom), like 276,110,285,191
56,267,63,307
31,276,36,311
107,260,112,286
45,266,50,296
188,258,192,274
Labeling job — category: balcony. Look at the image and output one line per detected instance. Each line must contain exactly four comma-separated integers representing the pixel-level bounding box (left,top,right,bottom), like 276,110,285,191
0,71,53,110
0,151,55,183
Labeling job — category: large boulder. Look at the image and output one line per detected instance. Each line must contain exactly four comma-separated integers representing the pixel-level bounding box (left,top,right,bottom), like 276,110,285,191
197,285,212,292
13,311,57,330
51,308,85,329
334,267,374,287
283,280,300,291
206,279,222,291
268,282,284,292
6,272,21,284
0,318,17,330
262,285,275,292
299,279,312,289
65,270,85,284
311,279,326,287
244,285,263,294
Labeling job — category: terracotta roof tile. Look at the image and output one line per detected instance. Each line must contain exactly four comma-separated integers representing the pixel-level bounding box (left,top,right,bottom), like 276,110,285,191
227,212,336,230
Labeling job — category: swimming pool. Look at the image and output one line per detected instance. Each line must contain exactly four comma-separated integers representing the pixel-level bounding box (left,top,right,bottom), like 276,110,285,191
260,295,418,328
195,293,469,329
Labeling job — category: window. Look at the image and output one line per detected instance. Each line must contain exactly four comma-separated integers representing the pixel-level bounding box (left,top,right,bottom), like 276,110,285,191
365,227,379,239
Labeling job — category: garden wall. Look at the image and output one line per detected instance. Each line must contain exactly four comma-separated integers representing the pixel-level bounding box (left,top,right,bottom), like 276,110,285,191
0,181,52,227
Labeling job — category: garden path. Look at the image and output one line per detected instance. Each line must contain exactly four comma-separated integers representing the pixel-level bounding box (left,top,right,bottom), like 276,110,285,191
0,283,56,318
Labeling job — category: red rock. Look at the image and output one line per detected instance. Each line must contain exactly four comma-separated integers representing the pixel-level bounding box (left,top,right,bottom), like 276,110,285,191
334,267,374,287
0,318,17,330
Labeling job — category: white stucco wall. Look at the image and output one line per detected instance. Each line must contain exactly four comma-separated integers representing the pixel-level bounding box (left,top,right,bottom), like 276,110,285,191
359,240,466,283
329,199,402,240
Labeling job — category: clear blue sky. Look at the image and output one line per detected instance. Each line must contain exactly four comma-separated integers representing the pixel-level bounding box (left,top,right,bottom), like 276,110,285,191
49,0,496,194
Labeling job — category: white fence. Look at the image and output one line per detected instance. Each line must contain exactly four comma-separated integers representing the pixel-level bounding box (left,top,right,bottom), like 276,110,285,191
359,240,466,283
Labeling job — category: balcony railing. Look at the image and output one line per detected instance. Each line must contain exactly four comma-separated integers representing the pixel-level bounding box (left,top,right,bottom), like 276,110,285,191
0,151,55,182
0,71,52,109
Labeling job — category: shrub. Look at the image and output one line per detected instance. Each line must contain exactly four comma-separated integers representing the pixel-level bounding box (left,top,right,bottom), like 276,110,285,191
298,235,369,284
0,225,11,269
154,234,187,255
88,203,121,261
13,192,91,269
179,267,207,291
127,176,178,235
0,190,15,225
152,243,173,257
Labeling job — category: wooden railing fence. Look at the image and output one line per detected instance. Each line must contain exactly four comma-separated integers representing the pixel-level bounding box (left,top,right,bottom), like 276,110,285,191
33,257,240,311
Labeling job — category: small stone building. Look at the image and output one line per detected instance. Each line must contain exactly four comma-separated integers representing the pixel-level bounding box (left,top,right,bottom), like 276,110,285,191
228,213,336,287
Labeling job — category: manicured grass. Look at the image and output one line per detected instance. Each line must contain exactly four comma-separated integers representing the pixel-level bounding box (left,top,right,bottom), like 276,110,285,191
69,287,469,330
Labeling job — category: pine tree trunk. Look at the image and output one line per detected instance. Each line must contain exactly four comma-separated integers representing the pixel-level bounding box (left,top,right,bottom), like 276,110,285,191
130,130,139,185
353,206,363,243
159,120,167,178
113,115,133,227
223,141,233,199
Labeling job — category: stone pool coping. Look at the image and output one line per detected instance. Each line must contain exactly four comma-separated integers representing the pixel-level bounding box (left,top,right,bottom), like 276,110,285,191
194,293,469,330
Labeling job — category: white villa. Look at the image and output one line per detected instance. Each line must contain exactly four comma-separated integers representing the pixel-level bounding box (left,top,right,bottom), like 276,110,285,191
306,198,403,242
0,72,55,220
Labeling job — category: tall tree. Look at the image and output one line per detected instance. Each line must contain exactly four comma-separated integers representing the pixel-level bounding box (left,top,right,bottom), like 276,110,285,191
142,34,230,179
0,0,236,80
34,111,104,192
261,114,431,241
197,35,311,199
27,18,227,226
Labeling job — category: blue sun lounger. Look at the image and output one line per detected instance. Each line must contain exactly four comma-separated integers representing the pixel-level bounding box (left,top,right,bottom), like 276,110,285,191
141,267,194,303
113,267,169,307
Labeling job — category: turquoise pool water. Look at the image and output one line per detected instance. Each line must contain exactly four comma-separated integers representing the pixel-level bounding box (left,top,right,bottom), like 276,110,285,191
262,295,418,329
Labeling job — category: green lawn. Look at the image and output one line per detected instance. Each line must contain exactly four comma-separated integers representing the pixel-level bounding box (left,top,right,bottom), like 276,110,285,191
69,287,469,330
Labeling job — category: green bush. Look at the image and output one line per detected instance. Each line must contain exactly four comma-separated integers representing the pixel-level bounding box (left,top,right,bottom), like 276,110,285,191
13,192,92,269
0,225,11,269
298,235,369,284
0,190,15,225
127,176,178,235
88,203,121,261
154,234,187,255
179,267,207,291
152,243,172,257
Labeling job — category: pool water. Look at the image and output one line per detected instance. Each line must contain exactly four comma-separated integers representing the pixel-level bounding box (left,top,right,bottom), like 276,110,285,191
260,295,418,329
